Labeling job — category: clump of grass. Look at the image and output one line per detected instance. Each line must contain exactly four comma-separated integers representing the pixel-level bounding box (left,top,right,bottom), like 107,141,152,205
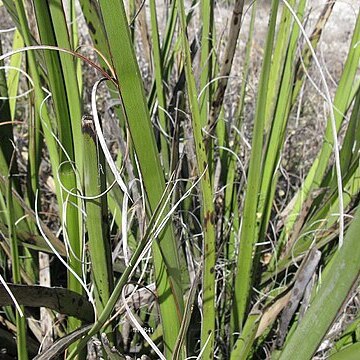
0,0,359,359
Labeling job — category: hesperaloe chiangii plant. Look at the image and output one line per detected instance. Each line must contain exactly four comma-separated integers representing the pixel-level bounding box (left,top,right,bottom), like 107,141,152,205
0,1,359,359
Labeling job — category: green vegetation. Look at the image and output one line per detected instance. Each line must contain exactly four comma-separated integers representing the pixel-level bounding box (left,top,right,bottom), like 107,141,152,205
0,0,359,359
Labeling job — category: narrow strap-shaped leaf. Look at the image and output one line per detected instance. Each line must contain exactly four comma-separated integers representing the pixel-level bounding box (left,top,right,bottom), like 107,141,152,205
82,116,114,318
277,205,360,359
199,0,214,126
328,343,360,360
178,1,216,357
33,325,93,360
2,0,61,204
6,29,23,119
231,0,280,335
6,173,28,360
32,2,84,339
0,284,94,322
149,0,170,175
96,1,184,356
230,312,261,360
279,11,360,252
